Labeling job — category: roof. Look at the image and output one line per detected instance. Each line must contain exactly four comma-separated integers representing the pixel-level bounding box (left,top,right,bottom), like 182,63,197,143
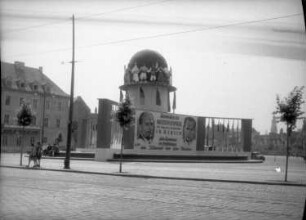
127,49,168,69
1,61,69,97
74,96,91,113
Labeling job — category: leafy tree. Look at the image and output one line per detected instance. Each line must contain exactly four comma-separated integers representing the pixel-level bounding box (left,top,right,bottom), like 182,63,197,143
17,103,33,166
115,94,134,173
274,86,305,181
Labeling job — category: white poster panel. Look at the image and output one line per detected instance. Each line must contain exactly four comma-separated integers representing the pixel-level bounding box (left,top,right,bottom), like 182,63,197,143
134,110,197,152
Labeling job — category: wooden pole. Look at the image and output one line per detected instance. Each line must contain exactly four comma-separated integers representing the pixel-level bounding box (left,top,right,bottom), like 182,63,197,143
64,14,75,169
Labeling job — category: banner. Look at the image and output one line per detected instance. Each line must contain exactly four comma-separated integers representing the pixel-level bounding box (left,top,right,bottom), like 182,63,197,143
134,110,197,152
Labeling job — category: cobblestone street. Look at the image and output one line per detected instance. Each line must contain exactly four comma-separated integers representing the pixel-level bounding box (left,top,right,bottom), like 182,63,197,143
1,167,305,220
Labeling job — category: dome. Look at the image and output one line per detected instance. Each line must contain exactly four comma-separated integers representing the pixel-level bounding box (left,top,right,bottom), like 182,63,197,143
122,49,175,92
127,49,168,69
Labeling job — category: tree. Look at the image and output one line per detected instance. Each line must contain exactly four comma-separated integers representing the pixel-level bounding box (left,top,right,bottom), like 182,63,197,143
273,86,305,181
115,94,134,173
17,103,33,166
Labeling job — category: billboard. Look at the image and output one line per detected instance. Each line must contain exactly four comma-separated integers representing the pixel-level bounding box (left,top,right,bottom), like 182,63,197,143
134,110,197,152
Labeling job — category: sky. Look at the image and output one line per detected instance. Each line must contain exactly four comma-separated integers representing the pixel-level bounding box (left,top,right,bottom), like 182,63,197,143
1,0,306,134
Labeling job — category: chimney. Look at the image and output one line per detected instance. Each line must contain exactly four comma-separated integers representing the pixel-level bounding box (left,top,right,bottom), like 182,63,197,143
39,67,43,72
14,61,25,69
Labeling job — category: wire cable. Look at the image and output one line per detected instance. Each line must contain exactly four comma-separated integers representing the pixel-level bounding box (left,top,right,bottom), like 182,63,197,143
4,0,172,34
4,12,303,58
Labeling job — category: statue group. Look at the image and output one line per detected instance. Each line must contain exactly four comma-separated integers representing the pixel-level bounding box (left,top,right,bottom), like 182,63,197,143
124,62,172,85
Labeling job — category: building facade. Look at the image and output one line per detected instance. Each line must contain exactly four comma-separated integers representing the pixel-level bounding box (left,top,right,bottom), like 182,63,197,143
1,61,69,152
252,118,306,156
71,96,97,150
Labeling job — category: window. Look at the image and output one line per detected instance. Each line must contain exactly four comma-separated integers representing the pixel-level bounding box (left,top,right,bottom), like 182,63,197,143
46,100,50,110
156,89,161,106
56,119,61,128
32,116,36,126
2,136,8,146
33,85,38,91
57,102,62,111
33,99,38,109
44,118,48,127
30,137,35,146
4,114,10,124
5,96,10,105
140,87,145,105
17,136,21,146
20,97,24,106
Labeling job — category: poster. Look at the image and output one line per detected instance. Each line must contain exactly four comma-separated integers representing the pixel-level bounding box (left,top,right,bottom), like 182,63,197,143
134,110,197,152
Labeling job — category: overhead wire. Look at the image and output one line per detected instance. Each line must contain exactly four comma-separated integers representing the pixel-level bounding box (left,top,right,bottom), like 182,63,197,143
4,12,303,58
4,0,172,33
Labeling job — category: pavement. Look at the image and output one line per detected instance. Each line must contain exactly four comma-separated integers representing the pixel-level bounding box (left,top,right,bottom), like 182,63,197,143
1,153,306,186
2,168,305,220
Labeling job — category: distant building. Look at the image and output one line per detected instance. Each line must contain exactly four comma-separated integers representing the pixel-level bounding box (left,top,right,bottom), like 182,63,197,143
270,115,278,134
1,61,69,152
252,117,306,156
72,96,97,150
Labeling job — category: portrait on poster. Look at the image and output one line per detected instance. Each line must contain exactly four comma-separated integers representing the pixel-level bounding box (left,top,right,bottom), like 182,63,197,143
137,111,155,144
182,117,197,146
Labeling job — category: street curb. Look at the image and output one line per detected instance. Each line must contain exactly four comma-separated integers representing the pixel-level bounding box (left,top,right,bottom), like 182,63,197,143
107,159,263,163
1,165,305,187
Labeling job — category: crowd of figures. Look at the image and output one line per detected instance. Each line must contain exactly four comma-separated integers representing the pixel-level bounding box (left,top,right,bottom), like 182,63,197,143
124,62,172,85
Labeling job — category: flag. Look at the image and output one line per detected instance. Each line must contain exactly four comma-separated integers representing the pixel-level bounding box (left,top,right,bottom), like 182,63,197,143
206,118,210,146
156,89,161,106
120,90,123,102
222,119,225,133
237,120,240,144
172,91,176,113
217,119,220,131
168,93,171,112
212,118,215,146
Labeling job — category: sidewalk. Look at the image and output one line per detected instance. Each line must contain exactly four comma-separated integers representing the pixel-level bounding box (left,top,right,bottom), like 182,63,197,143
1,153,306,186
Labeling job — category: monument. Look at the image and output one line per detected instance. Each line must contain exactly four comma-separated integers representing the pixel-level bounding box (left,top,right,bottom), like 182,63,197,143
96,49,252,161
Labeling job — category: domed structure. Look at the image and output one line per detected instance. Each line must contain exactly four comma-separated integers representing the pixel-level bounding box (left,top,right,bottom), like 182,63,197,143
120,49,176,112
127,49,168,69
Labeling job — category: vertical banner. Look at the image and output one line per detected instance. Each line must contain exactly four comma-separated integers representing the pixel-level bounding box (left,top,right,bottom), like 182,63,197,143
134,110,197,151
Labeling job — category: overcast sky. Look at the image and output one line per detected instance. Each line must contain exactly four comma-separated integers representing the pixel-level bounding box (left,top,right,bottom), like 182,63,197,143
1,0,306,134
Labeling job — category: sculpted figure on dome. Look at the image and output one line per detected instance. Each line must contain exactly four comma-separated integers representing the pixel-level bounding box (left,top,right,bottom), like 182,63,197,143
169,67,173,85
124,65,131,84
139,66,148,82
163,67,171,83
153,62,161,82
131,63,139,82
157,66,166,83
150,69,156,81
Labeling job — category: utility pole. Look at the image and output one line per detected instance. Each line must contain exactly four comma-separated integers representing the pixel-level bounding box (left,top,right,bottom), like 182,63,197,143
64,14,75,169
41,86,46,144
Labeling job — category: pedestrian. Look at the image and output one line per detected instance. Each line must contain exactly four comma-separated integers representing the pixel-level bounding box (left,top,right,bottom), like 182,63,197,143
26,143,37,168
26,142,42,168
35,142,42,167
